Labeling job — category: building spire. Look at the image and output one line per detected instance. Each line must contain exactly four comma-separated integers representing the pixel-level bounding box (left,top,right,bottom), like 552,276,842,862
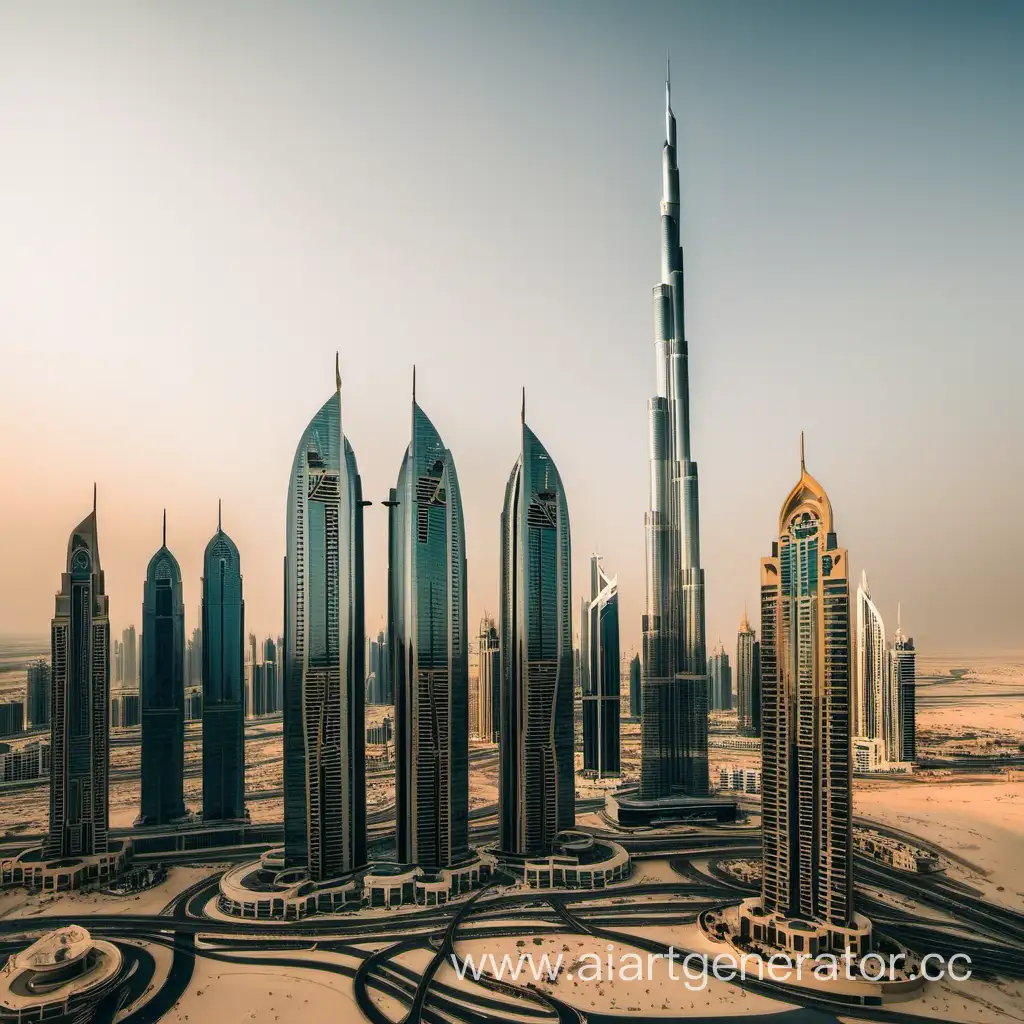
521,386,526,425
92,482,97,517
162,508,167,547
412,364,416,402
800,431,806,472
335,351,341,393
218,498,222,531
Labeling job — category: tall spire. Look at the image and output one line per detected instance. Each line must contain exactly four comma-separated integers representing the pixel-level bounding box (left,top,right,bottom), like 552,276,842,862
666,50,671,112
335,351,341,393
218,498,222,531
521,386,526,425
800,431,806,472
162,508,167,548
412,364,416,403
92,482,97,517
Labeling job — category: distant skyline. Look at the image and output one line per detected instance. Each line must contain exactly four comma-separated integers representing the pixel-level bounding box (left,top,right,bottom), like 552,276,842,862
1,1,1022,655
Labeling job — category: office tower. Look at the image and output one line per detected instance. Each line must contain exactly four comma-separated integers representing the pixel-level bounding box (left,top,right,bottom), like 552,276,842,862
202,503,246,821
890,606,916,763
139,512,186,825
755,440,859,952
640,70,709,800
390,383,469,871
736,612,758,736
499,398,574,858
855,571,887,749
708,643,733,712
27,660,51,729
477,617,500,743
581,555,621,776
468,672,480,740
0,703,24,737
283,359,366,880
121,626,137,688
187,627,203,688
629,653,641,719
46,489,110,860
112,641,123,687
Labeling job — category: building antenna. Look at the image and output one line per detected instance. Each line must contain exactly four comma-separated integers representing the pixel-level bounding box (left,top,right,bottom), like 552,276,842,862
412,364,416,403
218,498,222,531
93,482,97,516
800,431,806,472
335,351,341,393
162,508,167,547
521,386,526,425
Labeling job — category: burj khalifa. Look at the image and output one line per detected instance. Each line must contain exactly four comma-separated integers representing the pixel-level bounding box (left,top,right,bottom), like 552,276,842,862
639,68,710,800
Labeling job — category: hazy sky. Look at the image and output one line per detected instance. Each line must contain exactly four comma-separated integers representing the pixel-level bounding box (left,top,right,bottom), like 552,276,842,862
1,1,1022,658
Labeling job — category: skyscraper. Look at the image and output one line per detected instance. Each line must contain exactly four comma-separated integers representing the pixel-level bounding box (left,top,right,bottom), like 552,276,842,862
26,660,51,729
581,555,620,777
202,502,246,822
477,617,500,743
708,642,733,712
628,653,641,719
735,612,758,736
283,359,366,880
121,626,137,689
747,440,866,955
46,489,110,860
890,607,916,763
640,69,709,801
187,627,203,688
855,571,887,747
390,383,469,870
499,398,574,858
139,512,186,825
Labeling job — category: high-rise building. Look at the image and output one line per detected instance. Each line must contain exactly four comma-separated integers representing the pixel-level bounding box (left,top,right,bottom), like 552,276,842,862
499,400,574,858
390,385,469,870
283,360,366,880
112,641,123,688
628,653,641,719
890,606,916,763
708,643,733,712
46,490,110,860
581,555,620,777
202,503,246,822
640,70,709,801
735,612,758,736
745,440,867,955
477,617,500,743
0,703,24,737
187,627,203,688
139,512,186,825
855,571,887,744
26,660,51,729
121,626,137,689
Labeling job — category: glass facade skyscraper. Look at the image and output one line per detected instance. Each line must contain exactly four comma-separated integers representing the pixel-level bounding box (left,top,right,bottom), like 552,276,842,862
581,555,620,777
140,513,186,825
640,70,709,800
46,491,110,860
391,393,469,870
476,618,500,743
27,660,51,729
629,653,641,719
756,442,860,951
284,363,366,880
499,406,574,858
890,609,916,763
202,504,246,822
736,612,759,736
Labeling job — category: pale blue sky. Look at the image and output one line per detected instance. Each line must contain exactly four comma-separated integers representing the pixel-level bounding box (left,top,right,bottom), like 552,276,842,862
1,1,1021,656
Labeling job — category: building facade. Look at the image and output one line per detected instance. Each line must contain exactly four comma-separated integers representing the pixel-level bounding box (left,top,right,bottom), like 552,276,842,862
581,555,620,776
640,73,710,800
27,660,51,729
139,513,186,825
46,492,110,860
754,443,864,954
283,361,366,881
390,392,469,871
735,613,759,736
202,505,246,821
628,653,641,719
476,618,500,743
499,405,574,858
708,643,733,712
855,571,887,743
890,609,916,763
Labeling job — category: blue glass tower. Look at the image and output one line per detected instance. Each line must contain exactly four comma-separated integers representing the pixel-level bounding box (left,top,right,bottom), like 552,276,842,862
202,502,246,821
139,512,186,825
581,555,620,776
390,377,469,870
283,359,366,880
499,397,574,857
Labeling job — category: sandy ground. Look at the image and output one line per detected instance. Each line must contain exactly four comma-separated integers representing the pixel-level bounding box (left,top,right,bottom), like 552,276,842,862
855,778,1024,912
0,865,224,920
166,953,359,1024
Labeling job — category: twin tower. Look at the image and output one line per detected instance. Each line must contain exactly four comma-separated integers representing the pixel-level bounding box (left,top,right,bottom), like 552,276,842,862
284,365,573,881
